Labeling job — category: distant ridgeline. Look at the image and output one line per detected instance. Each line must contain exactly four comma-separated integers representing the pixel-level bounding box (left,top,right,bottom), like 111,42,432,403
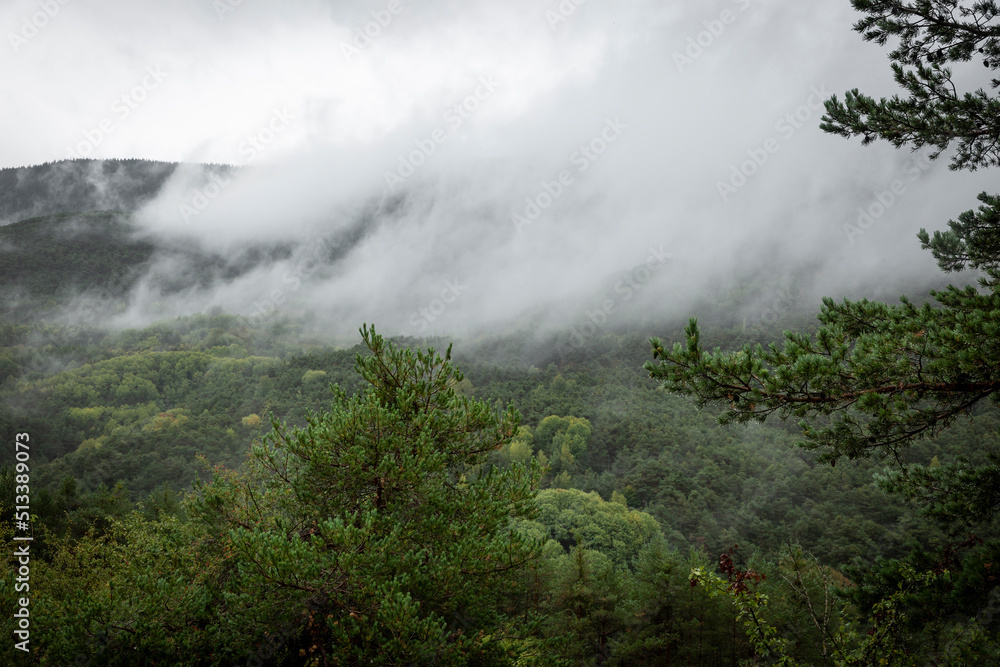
0,159,377,324
0,158,232,225
0,159,262,320
0,210,300,323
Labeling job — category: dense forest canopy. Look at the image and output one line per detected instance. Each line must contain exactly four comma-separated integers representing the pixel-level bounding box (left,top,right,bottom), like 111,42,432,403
10,313,991,664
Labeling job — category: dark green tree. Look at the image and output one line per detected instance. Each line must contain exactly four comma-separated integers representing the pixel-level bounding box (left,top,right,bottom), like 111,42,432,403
821,0,1000,172
647,0,1000,500
190,325,542,665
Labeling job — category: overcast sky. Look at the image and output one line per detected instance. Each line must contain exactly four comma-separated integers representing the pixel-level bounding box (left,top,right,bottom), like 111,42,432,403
3,0,996,338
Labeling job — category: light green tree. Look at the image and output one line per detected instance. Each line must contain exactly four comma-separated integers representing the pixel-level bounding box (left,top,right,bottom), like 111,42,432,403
534,415,592,474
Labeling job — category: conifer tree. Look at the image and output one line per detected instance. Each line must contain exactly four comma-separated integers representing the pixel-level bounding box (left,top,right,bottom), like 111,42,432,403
188,325,542,665
648,0,999,516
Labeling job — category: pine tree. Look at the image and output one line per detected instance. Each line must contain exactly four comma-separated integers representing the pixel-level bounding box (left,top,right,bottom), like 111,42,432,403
188,325,542,665
648,0,1000,511
821,0,1000,171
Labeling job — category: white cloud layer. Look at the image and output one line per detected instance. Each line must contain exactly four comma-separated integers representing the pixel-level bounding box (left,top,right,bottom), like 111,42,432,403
2,0,996,338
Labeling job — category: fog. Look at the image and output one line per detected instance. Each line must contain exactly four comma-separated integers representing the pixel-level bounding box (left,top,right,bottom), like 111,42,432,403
2,0,996,339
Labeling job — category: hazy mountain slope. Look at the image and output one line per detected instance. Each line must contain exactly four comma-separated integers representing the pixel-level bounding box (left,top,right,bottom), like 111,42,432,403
0,159,198,225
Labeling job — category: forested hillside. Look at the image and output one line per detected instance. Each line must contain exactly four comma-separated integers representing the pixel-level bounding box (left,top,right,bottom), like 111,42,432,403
0,159,227,225
0,177,995,663
1,300,997,663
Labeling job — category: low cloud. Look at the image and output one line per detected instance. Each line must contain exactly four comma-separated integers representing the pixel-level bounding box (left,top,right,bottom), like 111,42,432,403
3,0,996,341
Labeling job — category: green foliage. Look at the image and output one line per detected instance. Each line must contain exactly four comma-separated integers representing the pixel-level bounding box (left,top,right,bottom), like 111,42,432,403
877,454,1000,527
3,311,974,564
8,313,993,662
9,318,906,665
539,547,631,663
690,563,801,666
183,325,542,664
821,1,1000,171
22,513,224,665
646,286,1000,462
919,191,1000,285
522,488,661,569
534,415,592,474
300,369,327,385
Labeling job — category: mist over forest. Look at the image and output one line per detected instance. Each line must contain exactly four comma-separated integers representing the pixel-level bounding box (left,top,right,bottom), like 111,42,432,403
2,1,999,665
